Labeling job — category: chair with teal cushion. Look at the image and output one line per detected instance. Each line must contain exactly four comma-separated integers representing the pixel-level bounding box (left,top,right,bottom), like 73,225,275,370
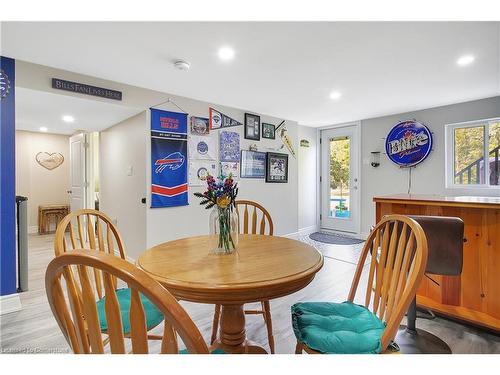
54,209,165,340
96,288,164,335
46,250,214,354
292,301,386,354
292,215,428,354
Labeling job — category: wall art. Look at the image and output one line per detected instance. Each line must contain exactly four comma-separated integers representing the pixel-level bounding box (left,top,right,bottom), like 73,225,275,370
266,152,288,183
240,150,266,178
385,120,433,167
189,135,216,160
35,152,64,170
190,116,210,135
220,161,239,179
150,109,188,208
262,123,275,139
276,121,296,158
189,160,217,186
209,107,242,130
244,113,260,141
219,131,240,162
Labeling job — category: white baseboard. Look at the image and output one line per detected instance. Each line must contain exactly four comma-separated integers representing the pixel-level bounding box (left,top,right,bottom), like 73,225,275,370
281,231,299,240
298,225,318,236
0,293,22,315
281,225,318,240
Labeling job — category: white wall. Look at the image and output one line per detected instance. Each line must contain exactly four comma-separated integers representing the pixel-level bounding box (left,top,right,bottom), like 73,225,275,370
15,60,303,255
100,112,147,259
15,130,70,230
360,96,500,235
146,97,299,248
297,125,318,232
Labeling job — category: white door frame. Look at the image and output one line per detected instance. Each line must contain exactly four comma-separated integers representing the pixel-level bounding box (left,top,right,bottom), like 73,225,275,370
316,121,361,235
69,132,86,212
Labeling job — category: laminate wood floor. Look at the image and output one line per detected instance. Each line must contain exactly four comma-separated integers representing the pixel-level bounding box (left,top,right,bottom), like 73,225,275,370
1,233,499,354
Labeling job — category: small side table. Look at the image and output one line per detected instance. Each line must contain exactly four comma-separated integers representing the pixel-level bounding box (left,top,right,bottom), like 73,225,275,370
38,204,70,234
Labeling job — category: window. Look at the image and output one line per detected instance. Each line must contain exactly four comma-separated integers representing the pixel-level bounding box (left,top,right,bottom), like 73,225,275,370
446,118,500,190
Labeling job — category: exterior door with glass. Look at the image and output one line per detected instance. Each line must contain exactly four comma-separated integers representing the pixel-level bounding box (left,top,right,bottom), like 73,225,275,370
321,125,360,233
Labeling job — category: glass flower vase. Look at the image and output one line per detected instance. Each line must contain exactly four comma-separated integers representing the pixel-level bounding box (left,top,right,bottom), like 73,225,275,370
209,206,238,255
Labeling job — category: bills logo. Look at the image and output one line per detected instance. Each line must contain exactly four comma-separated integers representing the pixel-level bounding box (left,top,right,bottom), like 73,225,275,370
388,130,429,156
385,120,433,167
155,152,185,173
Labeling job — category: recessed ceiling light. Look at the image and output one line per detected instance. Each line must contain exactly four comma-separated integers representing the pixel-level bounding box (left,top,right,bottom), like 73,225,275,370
218,46,235,61
457,55,475,66
62,115,75,123
39,127,48,132
329,91,342,100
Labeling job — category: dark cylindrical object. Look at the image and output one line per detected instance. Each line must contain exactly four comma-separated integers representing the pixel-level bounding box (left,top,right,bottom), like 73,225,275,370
406,297,417,332
16,195,28,292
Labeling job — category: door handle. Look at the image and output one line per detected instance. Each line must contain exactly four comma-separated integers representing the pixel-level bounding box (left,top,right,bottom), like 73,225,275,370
67,190,72,194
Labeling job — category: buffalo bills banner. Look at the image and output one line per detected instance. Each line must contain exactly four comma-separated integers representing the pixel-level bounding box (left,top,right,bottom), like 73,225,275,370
150,109,188,208
385,120,433,167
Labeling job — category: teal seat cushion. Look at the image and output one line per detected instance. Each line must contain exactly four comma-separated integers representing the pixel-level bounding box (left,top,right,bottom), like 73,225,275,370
179,348,226,354
96,288,164,335
291,301,386,354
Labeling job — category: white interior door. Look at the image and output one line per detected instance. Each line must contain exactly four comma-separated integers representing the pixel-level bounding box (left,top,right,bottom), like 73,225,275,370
69,133,86,212
321,125,360,233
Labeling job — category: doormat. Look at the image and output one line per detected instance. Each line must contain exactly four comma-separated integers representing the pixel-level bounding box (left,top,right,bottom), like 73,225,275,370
309,232,364,245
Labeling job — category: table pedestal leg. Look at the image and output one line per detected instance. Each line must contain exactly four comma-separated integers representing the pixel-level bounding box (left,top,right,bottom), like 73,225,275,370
212,304,267,354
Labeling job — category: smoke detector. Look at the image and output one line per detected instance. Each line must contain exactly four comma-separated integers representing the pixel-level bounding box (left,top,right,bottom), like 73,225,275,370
173,59,190,71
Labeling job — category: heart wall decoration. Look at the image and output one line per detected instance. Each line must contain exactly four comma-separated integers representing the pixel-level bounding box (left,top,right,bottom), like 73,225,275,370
35,152,64,170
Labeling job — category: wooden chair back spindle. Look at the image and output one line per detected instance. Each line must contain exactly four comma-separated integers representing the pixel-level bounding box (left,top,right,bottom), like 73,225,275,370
45,251,210,354
55,209,125,298
235,200,273,236
346,215,428,350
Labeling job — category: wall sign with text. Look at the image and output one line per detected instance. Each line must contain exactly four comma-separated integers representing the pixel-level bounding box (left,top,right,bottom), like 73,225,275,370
52,78,122,101
385,120,433,167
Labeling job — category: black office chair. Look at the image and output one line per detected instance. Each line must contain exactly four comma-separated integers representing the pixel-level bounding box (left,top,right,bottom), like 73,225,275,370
395,215,464,354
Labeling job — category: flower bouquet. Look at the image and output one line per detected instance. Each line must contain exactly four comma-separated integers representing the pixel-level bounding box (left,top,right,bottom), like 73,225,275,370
194,174,239,254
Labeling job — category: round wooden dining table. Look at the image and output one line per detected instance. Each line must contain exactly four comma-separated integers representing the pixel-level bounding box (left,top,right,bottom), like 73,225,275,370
137,234,323,354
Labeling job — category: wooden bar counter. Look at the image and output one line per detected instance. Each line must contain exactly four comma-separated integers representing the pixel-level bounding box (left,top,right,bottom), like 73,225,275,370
374,194,500,332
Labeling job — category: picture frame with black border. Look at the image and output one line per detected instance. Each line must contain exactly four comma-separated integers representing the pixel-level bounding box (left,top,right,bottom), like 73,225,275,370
240,150,266,178
262,123,275,139
244,113,260,141
266,152,288,183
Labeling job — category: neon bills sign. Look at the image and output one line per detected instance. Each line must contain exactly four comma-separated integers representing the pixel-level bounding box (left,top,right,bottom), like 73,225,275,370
385,120,433,167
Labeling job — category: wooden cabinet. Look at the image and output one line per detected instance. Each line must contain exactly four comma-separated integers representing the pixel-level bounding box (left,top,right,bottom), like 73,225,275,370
374,194,500,332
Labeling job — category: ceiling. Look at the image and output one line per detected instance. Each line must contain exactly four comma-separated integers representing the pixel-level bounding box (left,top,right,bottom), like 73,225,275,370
3,22,500,127
16,87,142,135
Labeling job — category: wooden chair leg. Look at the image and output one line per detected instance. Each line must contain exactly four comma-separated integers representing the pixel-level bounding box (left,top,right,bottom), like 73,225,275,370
295,341,303,354
262,300,275,354
210,304,221,345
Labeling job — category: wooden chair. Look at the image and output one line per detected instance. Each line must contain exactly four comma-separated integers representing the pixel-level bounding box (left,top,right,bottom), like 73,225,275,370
294,214,428,354
53,209,163,342
210,200,275,353
45,250,211,353
54,208,126,258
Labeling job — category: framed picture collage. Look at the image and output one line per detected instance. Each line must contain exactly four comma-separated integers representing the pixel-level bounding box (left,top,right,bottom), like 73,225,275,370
188,109,289,185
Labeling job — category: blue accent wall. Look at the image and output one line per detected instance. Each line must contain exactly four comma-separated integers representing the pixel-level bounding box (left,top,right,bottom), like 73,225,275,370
0,56,16,296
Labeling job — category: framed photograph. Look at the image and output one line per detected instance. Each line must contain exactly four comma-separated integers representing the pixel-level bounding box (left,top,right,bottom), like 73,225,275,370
190,116,210,135
240,150,266,178
244,113,260,141
266,152,288,183
262,123,275,139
